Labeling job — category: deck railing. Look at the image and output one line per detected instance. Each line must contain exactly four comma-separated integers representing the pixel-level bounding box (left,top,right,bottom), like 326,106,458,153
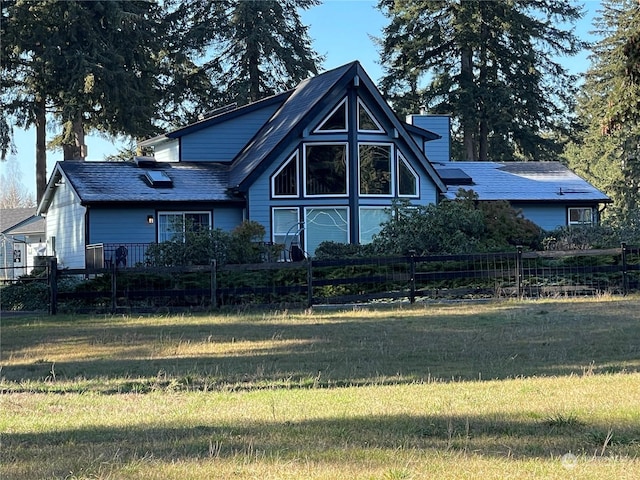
86,243,152,268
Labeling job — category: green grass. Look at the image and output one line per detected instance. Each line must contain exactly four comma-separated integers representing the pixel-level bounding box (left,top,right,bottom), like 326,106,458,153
1,297,640,478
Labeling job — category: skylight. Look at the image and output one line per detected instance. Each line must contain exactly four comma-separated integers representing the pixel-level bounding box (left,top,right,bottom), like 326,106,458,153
144,170,173,187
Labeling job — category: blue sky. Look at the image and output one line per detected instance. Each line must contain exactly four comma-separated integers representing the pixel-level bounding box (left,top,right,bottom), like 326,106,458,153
3,0,601,199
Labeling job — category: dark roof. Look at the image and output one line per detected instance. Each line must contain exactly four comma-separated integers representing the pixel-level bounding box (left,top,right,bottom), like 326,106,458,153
228,62,357,189
41,161,239,209
435,162,611,203
403,122,441,141
227,61,446,192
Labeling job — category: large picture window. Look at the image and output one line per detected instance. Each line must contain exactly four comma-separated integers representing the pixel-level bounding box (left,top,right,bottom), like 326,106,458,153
359,207,390,244
305,207,349,256
359,143,393,196
304,143,348,196
158,212,211,242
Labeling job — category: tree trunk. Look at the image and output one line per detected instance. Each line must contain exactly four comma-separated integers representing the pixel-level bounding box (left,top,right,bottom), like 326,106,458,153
62,114,86,160
478,4,489,161
35,96,47,205
461,45,476,161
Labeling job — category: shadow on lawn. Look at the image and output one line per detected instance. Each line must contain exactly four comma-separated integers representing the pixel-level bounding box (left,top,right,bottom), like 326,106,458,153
3,413,639,476
2,300,640,392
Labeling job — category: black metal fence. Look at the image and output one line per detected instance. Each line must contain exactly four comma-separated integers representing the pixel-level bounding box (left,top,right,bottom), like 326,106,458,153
35,244,639,314
86,243,151,269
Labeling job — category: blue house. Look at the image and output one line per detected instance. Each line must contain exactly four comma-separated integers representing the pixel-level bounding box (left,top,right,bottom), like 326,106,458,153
37,61,610,268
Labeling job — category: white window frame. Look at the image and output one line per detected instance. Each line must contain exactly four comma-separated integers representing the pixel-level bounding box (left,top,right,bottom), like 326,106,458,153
271,152,299,198
358,142,394,197
157,211,212,242
397,152,420,198
313,98,348,133
568,207,593,226
357,98,384,133
304,206,350,255
359,206,391,244
303,142,349,198
272,207,301,261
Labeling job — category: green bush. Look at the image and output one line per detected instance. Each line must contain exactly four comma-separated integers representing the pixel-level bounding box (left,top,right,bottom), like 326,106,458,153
0,278,49,311
144,220,281,267
542,225,621,250
370,197,485,255
313,241,374,259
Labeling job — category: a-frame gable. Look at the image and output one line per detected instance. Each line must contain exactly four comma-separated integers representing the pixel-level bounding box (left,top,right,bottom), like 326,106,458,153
229,61,446,194
349,63,446,193
228,62,358,190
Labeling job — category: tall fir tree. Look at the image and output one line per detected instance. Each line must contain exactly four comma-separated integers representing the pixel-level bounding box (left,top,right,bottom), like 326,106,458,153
565,0,640,222
377,0,585,161
189,0,322,106
1,0,214,202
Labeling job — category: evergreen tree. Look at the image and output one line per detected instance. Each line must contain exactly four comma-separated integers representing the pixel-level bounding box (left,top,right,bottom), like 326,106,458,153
565,0,640,220
192,0,323,106
1,0,214,201
377,0,585,161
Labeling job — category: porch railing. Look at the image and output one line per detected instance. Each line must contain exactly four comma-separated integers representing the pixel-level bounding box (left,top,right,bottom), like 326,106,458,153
86,243,152,268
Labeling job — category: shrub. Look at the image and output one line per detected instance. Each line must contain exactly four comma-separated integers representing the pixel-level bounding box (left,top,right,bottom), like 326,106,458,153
371,197,486,255
543,225,621,250
145,227,231,266
314,241,374,259
0,277,49,311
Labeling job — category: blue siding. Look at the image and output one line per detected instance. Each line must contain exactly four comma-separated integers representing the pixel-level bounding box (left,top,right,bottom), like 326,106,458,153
407,115,451,163
214,207,244,231
89,208,157,244
181,103,281,161
516,204,567,231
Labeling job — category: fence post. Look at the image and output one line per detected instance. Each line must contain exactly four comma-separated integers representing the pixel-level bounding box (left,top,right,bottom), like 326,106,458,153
307,260,313,308
409,251,416,304
211,260,218,308
516,246,523,299
110,262,117,313
49,257,58,315
621,242,628,295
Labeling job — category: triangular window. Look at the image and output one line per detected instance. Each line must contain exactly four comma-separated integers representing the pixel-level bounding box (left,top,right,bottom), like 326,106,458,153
357,99,384,133
398,153,419,197
271,152,299,198
314,98,347,132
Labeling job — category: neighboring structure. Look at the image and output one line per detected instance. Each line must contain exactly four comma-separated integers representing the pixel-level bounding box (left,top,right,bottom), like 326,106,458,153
0,208,46,279
36,61,610,269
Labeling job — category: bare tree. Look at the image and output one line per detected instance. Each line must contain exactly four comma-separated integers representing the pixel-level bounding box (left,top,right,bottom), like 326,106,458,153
0,160,35,209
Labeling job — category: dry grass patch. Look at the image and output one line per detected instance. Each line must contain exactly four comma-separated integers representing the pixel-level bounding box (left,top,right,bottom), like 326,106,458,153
1,297,639,478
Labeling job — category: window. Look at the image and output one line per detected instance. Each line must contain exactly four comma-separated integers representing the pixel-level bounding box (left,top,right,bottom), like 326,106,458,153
359,143,393,196
568,207,593,226
272,207,300,246
158,212,211,242
398,154,419,197
304,143,348,196
314,98,347,132
305,207,349,256
272,153,299,197
359,207,390,244
357,99,384,132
